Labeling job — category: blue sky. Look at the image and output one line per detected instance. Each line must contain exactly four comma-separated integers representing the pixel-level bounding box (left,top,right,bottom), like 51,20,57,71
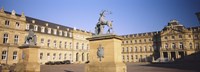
0,0,200,35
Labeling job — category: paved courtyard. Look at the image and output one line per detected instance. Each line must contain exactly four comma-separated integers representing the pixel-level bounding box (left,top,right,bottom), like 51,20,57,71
41,63,200,72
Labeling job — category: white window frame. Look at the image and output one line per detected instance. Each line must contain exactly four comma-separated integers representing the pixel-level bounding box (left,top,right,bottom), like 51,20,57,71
48,28,51,34
41,27,45,33
3,33,9,44
2,50,7,60
53,29,57,35
64,31,68,37
13,51,17,60
5,20,10,26
14,35,19,44
15,22,20,29
26,24,30,30
59,30,62,36
34,25,38,31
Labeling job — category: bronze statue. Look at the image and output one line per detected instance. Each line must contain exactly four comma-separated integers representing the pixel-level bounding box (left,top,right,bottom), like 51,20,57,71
95,10,113,35
24,29,37,45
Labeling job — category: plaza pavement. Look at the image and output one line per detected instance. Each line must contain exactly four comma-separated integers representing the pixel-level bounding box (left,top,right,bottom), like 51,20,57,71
41,63,200,72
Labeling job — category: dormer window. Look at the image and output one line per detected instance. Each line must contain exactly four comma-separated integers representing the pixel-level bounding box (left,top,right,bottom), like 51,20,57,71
59,30,62,36
64,31,68,37
26,24,30,30
34,25,38,31
15,22,20,28
41,27,45,33
48,28,51,34
69,32,72,37
53,29,57,35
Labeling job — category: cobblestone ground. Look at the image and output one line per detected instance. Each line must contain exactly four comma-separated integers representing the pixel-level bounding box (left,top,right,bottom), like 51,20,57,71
41,63,200,72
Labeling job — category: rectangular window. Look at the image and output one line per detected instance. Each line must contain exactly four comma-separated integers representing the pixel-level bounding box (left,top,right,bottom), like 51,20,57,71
3,33,9,44
53,53,56,60
41,38,44,44
47,39,50,47
41,27,45,33
34,25,38,31
40,53,43,60
47,53,50,60
13,51,17,60
64,31,68,37
14,35,19,44
59,30,62,36
59,53,62,60
54,40,57,48
54,29,57,35
26,24,30,30
15,22,20,28
69,32,72,37
64,42,67,48
5,20,10,26
2,51,7,60
70,42,72,49
48,28,51,34
64,53,67,60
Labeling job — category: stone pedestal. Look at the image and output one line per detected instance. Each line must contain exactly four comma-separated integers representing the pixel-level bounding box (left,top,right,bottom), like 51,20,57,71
14,45,40,72
85,35,127,72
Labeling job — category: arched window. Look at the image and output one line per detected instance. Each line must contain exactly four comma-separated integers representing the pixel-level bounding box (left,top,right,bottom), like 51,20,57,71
165,43,168,49
59,53,62,60
13,51,17,60
2,50,7,60
76,53,79,62
172,43,176,49
189,43,193,49
3,33,9,44
135,47,137,52
64,53,67,60
82,53,84,61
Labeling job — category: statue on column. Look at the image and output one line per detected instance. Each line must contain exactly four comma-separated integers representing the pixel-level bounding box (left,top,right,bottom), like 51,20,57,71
95,10,113,35
24,29,37,45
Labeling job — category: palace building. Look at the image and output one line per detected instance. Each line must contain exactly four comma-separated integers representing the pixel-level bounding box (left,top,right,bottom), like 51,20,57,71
121,20,200,62
0,8,91,65
0,8,199,65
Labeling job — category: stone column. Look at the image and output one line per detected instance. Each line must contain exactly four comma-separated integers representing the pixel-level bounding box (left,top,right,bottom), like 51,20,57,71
175,51,179,59
85,35,127,72
168,52,171,60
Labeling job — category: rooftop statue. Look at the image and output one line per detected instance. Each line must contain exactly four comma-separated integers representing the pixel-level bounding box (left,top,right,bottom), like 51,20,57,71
95,10,113,35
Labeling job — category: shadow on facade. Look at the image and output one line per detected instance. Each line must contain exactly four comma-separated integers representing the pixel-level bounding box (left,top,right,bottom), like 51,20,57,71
152,32,161,60
141,51,200,71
